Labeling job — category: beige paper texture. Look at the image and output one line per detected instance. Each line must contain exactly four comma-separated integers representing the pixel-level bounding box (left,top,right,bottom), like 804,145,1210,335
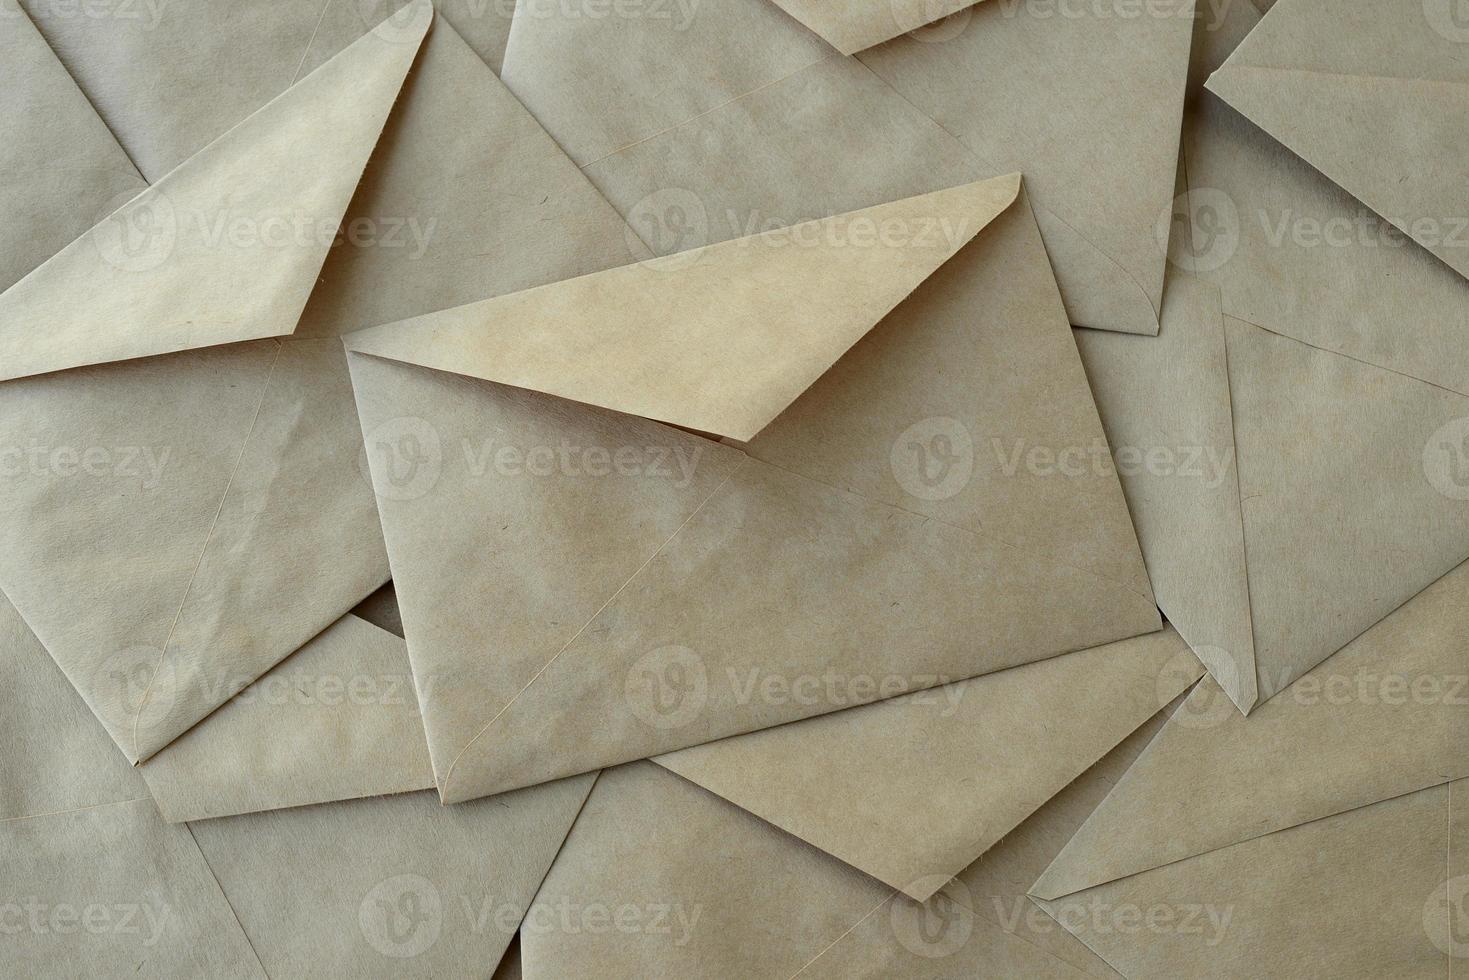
0,6,145,292
502,0,1192,334
655,625,1200,901
348,181,1159,805
1,799,267,978
1207,0,1469,285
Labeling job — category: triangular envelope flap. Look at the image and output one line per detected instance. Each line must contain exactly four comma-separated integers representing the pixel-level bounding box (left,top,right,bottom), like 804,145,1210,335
654,626,1202,901
0,2,430,383
1032,559,1469,902
344,175,1020,441
1,6,145,292
765,0,984,55
1207,63,1469,283
1227,316,1469,700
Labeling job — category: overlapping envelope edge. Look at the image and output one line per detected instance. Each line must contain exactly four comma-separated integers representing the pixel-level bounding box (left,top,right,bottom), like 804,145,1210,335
1204,0,1469,286
1030,778,1465,976
4,584,590,977
498,0,1189,337
1086,234,1469,719
1075,275,1258,716
1028,560,1469,907
651,624,1204,903
515,697,1190,979
1,570,430,824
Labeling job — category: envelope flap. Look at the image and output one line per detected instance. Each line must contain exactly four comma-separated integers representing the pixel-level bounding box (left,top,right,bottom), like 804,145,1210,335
766,0,984,54
1207,0,1469,282
0,3,430,383
344,174,1020,441
1031,559,1469,901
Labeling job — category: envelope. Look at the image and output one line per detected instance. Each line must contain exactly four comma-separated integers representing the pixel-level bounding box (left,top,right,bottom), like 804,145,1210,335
0,4,144,291
1029,558,1469,976
765,0,990,54
0,6,649,766
519,702,1179,978
500,0,1193,334
1075,274,1469,713
0,9,432,764
347,173,1159,806
1204,0,1469,286
654,624,1201,901
1175,0,1469,396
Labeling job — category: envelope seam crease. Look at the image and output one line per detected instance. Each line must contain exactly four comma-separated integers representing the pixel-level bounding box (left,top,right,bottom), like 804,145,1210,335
290,0,339,86
130,341,286,761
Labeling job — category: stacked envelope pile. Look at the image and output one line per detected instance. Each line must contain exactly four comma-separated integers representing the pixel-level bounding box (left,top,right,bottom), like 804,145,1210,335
2,0,1464,976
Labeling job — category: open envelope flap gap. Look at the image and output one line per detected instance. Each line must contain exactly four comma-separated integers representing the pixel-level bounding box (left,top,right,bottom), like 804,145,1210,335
1206,0,1469,283
1030,557,1469,902
766,0,986,55
0,1,431,383
344,174,1021,442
